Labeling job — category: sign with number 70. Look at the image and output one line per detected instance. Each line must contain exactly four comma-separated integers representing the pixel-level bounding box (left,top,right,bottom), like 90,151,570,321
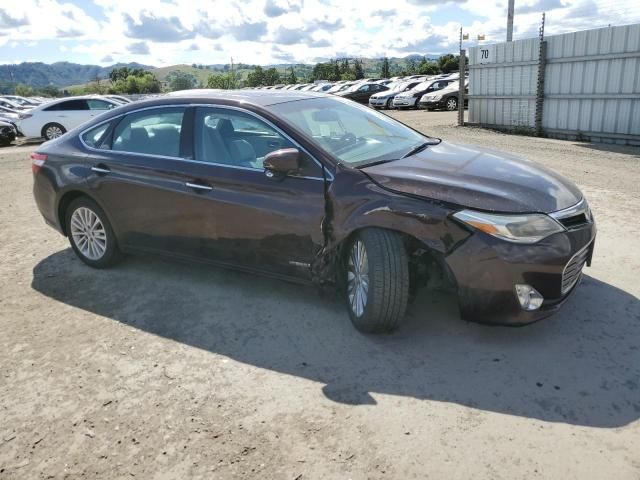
478,45,495,64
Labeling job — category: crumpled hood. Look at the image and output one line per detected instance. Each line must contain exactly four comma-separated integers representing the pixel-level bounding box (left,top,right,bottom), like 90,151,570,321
362,141,582,213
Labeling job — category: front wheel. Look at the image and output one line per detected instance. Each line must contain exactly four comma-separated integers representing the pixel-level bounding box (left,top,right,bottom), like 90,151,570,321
446,97,458,111
344,229,409,333
66,197,121,268
386,98,394,109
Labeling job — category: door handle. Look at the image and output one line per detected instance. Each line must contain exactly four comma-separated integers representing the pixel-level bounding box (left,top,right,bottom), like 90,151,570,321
186,182,213,192
91,166,110,174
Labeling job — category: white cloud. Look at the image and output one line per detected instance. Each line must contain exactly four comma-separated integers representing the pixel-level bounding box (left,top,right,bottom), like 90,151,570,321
1,0,638,65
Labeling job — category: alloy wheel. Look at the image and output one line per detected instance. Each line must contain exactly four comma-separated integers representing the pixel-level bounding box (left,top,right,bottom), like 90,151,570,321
70,207,107,260
45,125,64,139
347,240,369,317
446,98,458,111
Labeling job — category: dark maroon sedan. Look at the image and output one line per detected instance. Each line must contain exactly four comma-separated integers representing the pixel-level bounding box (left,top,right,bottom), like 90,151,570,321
32,90,595,333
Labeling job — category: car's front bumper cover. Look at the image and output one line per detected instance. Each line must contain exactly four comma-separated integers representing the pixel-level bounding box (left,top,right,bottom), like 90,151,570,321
418,98,446,109
444,222,596,325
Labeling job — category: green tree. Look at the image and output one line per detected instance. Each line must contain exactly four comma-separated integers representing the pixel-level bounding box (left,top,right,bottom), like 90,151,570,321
353,59,364,79
246,66,266,87
311,62,334,81
263,67,280,85
438,54,459,74
137,73,161,93
381,57,390,78
417,58,440,75
168,71,197,91
109,67,130,83
286,67,297,84
206,72,236,89
14,84,34,96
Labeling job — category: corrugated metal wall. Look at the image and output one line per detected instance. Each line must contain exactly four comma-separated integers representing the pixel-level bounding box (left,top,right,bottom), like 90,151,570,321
468,23,640,144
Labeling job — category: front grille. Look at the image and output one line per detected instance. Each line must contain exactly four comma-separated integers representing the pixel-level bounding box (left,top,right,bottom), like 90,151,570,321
561,242,591,294
558,213,588,230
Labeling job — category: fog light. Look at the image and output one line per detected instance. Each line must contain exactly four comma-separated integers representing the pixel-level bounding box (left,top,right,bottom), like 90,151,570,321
514,284,544,311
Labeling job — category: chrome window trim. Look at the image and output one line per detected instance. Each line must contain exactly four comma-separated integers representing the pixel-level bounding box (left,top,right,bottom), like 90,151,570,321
78,103,332,182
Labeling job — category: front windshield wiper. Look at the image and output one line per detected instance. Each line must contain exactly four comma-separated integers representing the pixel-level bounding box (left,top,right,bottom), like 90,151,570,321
401,139,441,159
355,158,396,169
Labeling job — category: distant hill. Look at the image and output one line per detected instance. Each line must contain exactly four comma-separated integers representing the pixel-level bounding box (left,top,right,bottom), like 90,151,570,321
0,61,152,88
0,54,446,90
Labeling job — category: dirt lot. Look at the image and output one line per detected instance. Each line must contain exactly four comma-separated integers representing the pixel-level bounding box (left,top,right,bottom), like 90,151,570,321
1,111,639,479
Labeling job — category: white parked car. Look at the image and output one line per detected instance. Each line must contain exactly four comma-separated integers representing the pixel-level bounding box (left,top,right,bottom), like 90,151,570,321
17,96,120,140
392,78,455,109
0,95,41,107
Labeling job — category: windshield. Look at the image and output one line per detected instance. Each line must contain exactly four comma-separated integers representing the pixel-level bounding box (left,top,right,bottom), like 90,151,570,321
387,81,407,92
347,82,367,93
269,97,430,167
410,80,434,92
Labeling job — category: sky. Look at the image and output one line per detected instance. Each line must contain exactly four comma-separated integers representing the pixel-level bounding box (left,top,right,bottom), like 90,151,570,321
0,0,638,66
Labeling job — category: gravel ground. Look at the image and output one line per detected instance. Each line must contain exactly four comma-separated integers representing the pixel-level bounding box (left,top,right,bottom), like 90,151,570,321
0,111,639,479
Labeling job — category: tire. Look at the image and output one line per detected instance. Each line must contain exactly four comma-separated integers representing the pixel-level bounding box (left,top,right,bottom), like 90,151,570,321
386,98,394,109
65,196,121,268
446,97,458,111
42,123,66,141
344,228,409,333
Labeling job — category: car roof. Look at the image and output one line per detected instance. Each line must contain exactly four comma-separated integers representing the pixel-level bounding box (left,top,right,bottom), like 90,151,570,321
166,89,327,107
33,95,119,109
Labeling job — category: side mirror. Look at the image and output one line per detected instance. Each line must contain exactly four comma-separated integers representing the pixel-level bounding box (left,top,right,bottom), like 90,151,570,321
263,148,300,175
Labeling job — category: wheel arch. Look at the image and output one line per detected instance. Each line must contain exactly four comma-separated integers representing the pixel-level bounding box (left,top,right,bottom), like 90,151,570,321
330,225,457,293
57,190,118,239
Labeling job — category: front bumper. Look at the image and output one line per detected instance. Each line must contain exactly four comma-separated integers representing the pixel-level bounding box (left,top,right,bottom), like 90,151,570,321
418,98,446,109
368,97,391,108
445,223,596,325
393,97,417,108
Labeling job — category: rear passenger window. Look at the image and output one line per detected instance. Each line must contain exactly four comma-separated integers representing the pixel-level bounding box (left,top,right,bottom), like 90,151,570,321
112,108,185,158
82,122,111,149
44,99,89,111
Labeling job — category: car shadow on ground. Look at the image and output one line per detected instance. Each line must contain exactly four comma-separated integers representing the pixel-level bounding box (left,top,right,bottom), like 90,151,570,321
32,248,640,429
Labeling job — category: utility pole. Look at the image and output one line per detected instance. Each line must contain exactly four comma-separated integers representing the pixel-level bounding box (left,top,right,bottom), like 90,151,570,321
230,57,235,89
507,0,515,41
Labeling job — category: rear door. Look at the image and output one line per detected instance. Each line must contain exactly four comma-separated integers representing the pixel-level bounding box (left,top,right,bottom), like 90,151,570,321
43,99,92,130
83,106,211,255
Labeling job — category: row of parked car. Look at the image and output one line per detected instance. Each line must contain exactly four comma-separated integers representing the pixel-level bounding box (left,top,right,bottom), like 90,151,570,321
0,94,133,145
0,74,466,146
249,73,468,112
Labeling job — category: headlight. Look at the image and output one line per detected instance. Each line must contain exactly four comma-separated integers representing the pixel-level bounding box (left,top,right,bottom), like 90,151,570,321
452,210,565,243
431,94,443,101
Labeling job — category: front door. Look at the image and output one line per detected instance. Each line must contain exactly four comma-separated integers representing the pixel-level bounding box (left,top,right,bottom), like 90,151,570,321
185,106,327,279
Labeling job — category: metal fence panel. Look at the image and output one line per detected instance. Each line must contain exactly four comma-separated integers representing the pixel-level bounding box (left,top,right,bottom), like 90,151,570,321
468,23,640,144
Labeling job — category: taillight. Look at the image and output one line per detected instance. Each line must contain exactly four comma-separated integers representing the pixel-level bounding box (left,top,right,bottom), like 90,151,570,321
31,152,47,174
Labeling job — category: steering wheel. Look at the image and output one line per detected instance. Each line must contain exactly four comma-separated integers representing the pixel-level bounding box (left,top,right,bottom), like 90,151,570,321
341,132,357,145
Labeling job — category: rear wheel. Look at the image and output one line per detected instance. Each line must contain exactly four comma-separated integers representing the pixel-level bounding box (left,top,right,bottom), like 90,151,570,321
446,97,458,111
66,197,120,268
344,229,409,333
42,123,66,141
